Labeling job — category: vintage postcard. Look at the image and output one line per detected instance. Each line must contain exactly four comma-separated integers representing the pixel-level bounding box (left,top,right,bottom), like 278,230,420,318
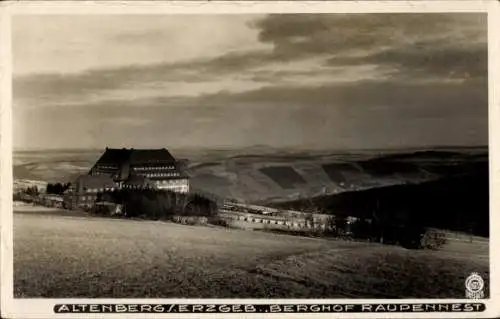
1,0,499,318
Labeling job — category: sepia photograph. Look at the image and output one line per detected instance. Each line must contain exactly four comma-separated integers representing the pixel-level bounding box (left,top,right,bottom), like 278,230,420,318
1,1,498,317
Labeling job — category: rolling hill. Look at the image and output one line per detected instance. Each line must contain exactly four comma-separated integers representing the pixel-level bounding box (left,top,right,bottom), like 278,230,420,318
13,147,488,205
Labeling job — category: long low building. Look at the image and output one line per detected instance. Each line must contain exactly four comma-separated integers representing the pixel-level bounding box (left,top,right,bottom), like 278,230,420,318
65,147,190,210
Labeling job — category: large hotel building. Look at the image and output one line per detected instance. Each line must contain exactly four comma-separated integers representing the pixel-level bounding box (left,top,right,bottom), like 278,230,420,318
66,147,189,209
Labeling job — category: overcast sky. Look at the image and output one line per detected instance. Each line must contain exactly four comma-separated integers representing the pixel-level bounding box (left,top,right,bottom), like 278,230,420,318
13,13,487,150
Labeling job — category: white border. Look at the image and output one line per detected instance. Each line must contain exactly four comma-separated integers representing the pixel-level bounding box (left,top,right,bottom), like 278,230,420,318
1,1,499,318
0,1,14,318
0,0,496,14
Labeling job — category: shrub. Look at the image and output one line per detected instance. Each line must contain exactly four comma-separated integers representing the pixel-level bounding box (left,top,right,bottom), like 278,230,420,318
172,216,208,226
46,182,71,195
24,186,39,197
351,218,372,240
398,225,423,249
98,189,218,221
92,203,112,216
13,192,22,201
421,228,448,250
183,193,218,217
208,216,231,227
324,214,350,237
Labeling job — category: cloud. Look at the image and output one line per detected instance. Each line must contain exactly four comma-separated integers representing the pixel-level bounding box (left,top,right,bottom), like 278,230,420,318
255,13,487,80
325,39,487,82
13,14,268,75
15,76,487,150
14,13,486,108
253,13,486,53
13,48,278,109
12,13,488,149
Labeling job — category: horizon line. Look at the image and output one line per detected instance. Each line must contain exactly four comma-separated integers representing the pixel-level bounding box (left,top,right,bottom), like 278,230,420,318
12,144,489,153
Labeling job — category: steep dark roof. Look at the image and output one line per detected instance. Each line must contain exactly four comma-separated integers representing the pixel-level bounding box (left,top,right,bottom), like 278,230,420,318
129,149,176,164
95,148,128,165
96,148,176,165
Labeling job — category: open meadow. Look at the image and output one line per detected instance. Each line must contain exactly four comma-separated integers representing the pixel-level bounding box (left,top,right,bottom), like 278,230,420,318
14,208,489,299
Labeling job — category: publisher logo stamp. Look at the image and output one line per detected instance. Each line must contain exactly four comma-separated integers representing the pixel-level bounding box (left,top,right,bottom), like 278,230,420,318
465,272,484,299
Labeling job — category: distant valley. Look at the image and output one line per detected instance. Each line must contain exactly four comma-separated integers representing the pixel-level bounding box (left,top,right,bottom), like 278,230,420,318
13,147,488,205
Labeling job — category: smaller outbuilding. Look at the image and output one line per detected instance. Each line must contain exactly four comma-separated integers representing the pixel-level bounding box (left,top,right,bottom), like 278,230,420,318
64,175,116,210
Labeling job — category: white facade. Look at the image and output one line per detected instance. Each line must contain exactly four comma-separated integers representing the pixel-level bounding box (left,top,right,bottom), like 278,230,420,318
155,178,189,193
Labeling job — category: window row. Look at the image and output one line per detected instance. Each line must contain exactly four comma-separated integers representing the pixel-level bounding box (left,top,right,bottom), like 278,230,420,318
158,186,189,192
123,184,147,189
96,165,117,170
157,184,189,191
85,187,115,193
133,166,175,171
155,179,187,185
80,195,97,202
140,173,180,178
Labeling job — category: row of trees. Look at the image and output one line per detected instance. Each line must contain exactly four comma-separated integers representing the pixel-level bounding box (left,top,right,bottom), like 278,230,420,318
302,211,437,249
14,183,70,199
93,189,218,220
46,183,71,195
13,186,40,203
297,197,438,249
15,183,70,197
23,186,40,196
